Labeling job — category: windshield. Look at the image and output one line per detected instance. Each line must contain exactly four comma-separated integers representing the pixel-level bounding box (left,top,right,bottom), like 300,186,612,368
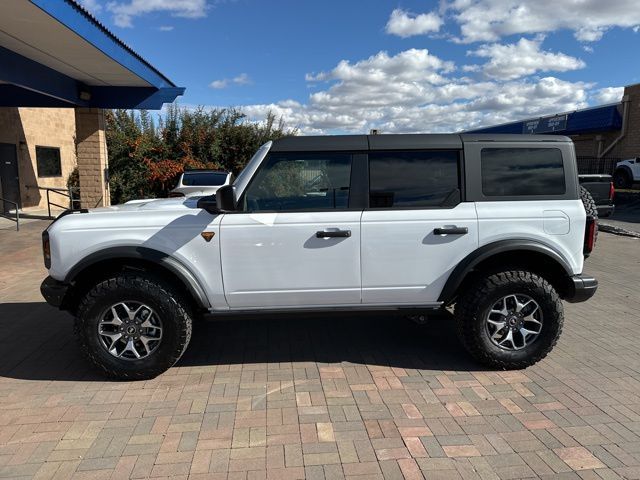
233,141,272,198
182,172,227,186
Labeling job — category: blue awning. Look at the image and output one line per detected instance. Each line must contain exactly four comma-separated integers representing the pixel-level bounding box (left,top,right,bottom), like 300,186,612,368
467,104,623,135
0,0,184,109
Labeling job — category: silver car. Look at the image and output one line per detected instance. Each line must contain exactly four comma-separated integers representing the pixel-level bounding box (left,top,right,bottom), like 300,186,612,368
168,170,232,198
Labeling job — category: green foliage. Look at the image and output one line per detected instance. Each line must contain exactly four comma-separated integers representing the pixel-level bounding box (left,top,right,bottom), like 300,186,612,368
106,105,294,204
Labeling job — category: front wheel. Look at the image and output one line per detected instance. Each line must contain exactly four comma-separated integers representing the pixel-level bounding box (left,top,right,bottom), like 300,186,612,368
75,273,193,380
613,170,632,189
455,271,563,369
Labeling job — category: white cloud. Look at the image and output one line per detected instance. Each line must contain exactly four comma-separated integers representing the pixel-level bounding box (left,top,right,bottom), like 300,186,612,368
107,0,207,28
209,73,252,89
77,0,102,14
233,49,592,135
158,25,174,31
443,0,640,43
592,87,624,104
469,37,585,80
385,8,443,38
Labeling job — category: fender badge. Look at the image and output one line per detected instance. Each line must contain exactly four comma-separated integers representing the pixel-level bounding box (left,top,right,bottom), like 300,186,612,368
201,231,215,242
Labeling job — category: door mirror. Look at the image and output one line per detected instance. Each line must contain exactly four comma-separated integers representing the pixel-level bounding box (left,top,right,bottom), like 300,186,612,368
216,184,236,212
196,185,237,214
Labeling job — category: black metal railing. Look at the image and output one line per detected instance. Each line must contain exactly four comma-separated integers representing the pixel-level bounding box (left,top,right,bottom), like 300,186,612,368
0,197,19,231
576,157,621,175
26,185,80,218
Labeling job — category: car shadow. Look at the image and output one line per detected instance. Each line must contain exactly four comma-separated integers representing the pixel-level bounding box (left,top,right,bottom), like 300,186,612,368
0,302,490,382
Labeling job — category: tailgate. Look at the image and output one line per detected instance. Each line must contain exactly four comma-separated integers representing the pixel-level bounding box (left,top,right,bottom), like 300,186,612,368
579,175,612,204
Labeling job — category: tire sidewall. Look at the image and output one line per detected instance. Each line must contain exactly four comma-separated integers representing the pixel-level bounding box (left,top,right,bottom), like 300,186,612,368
78,277,187,377
469,278,562,365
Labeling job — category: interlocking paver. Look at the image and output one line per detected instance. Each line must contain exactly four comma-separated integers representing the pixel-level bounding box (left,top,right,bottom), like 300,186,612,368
2,221,640,479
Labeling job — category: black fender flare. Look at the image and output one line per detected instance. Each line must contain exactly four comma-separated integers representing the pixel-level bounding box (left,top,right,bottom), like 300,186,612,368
64,246,210,308
438,239,573,304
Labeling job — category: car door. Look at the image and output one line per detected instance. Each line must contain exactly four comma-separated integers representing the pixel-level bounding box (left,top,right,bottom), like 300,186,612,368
361,149,478,304
220,151,362,308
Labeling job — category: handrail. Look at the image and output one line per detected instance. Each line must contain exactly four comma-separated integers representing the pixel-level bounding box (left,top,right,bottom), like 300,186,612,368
0,197,19,231
25,185,80,218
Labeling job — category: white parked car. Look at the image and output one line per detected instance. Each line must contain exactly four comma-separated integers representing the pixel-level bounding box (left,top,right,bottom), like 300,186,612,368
168,169,231,197
41,134,598,379
613,158,639,189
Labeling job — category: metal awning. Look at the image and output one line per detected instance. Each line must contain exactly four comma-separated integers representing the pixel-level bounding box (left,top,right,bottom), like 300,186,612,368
0,0,184,109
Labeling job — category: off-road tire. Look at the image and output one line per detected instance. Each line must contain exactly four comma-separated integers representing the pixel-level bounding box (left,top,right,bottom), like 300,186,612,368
580,184,598,248
75,273,193,380
455,271,563,369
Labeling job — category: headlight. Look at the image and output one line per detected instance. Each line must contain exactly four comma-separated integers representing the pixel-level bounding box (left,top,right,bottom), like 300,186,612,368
42,230,51,268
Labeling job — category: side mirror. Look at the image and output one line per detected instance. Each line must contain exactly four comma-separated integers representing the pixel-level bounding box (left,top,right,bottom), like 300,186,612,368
196,185,237,214
217,184,237,211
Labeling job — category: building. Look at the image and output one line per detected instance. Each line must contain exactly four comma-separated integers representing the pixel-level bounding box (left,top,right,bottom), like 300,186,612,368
466,83,640,172
0,0,184,214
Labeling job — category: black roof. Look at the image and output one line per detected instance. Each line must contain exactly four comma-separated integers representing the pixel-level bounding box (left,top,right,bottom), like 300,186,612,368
270,133,571,152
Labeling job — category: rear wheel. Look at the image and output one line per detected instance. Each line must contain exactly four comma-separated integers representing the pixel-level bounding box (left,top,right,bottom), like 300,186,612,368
455,270,563,369
75,273,193,380
613,169,631,189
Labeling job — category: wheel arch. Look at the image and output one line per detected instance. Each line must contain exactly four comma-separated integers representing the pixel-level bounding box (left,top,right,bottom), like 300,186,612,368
439,240,574,305
63,246,210,312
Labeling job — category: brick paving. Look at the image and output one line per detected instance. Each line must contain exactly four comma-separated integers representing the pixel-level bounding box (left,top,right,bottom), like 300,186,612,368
1,220,640,479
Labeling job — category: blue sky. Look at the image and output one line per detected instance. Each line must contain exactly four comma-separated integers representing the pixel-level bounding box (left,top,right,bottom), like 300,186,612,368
80,0,640,134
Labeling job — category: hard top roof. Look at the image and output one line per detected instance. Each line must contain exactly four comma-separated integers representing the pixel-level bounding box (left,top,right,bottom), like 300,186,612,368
270,133,572,152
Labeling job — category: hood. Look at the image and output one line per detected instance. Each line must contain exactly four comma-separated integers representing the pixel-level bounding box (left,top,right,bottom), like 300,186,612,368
90,196,203,213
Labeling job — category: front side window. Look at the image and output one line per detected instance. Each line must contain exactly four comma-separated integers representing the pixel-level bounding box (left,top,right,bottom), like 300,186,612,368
242,153,352,211
481,148,565,196
36,146,62,177
369,150,460,208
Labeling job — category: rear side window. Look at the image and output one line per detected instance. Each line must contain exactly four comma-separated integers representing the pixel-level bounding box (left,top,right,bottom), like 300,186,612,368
182,172,228,186
369,150,460,208
481,148,565,196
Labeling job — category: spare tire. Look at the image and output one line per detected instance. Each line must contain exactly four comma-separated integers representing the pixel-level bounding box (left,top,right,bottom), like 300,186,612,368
580,185,598,251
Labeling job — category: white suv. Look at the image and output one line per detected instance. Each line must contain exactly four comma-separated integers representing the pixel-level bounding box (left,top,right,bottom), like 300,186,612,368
41,134,598,379
613,158,639,189
168,169,231,198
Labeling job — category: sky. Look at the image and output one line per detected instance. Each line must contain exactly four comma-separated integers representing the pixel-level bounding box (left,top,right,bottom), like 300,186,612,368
79,0,640,134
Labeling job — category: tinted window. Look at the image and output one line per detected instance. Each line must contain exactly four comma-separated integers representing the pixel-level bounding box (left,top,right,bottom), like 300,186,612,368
369,151,460,208
182,172,228,186
243,153,351,211
36,146,62,177
481,148,565,196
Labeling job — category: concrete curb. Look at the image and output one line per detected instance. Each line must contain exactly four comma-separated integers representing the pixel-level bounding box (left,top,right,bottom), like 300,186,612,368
599,222,640,239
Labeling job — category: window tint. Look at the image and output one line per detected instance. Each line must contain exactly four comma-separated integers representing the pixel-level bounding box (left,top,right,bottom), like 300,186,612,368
182,172,228,186
369,150,460,208
243,153,352,211
36,146,62,177
481,148,565,196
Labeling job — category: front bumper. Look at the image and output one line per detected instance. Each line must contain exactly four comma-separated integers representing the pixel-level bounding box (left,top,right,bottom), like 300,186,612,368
40,276,69,308
564,275,598,303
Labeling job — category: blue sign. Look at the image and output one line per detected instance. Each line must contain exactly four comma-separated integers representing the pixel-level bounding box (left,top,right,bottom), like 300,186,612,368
523,114,568,134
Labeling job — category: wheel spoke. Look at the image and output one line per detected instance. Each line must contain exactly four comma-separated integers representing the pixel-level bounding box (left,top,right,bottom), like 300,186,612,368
139,334,159,355
123,338,141,359
498,330,515,348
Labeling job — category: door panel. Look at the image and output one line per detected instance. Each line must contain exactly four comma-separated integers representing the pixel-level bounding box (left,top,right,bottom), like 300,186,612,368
0,143,20,213
220,211,362,308
361,203,478,303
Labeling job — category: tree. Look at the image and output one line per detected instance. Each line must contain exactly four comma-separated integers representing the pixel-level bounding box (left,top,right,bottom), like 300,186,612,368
106,106,294,204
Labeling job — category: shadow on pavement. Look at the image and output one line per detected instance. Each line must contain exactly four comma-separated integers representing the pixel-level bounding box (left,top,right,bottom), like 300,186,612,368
0,302,486,382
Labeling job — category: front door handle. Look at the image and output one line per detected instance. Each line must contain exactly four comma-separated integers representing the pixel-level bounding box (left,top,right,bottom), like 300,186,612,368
434,226,468,235
316,229,351,238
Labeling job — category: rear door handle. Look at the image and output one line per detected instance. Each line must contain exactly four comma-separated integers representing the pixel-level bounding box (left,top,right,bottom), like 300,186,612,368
434,226,468,235
316,229,351,238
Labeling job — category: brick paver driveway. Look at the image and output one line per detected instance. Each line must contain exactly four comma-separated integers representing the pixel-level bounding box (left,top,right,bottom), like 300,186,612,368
1,221,640,480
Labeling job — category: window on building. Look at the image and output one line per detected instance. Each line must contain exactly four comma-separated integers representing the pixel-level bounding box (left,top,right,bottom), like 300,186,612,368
481,148,565,196
36,146,62,177
369,150,460,208
243,152,352,211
